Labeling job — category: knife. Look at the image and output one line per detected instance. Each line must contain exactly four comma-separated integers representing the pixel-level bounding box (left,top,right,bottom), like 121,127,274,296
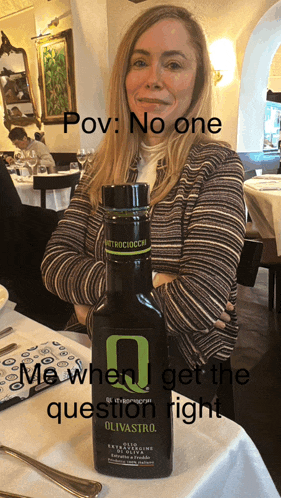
0,327,13,340
0,343,17,358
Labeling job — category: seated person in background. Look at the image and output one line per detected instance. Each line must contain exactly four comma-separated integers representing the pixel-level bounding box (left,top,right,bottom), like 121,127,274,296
10,106,27,118
7,127,56,173
4,77,19,104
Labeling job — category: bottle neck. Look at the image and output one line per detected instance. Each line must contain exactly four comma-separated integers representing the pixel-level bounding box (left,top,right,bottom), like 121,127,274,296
104,208,152,298
106,258,153,297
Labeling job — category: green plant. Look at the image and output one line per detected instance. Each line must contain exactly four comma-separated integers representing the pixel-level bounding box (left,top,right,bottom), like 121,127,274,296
43,43,69,116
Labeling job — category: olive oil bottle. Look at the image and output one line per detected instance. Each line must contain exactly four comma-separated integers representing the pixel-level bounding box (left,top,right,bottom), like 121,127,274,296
91,183,173,479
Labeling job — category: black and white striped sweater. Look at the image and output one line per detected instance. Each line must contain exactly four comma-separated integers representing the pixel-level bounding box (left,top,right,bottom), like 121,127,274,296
41,142,245,369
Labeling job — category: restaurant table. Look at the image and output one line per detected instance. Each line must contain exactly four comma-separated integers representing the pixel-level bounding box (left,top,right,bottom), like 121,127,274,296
244,175,281,256
0,301,280,498
12,170,79,212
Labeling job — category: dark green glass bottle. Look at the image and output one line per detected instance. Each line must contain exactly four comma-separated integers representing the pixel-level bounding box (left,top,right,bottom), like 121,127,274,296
91,183,173,479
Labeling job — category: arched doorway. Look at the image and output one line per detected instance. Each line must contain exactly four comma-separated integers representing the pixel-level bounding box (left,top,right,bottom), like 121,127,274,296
237,1,281,153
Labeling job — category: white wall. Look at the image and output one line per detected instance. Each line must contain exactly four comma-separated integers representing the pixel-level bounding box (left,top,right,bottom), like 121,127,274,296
268,77,281,91
69,0,109,150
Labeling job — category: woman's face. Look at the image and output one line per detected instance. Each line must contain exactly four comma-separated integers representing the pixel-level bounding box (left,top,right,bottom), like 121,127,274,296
125,19,198,145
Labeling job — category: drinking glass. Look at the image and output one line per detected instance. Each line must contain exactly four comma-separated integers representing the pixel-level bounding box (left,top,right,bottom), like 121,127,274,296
37,165,48,175
14,150,27,181
77,149,87,170
25,150,37,176
86,148,95,164
14,150,24,163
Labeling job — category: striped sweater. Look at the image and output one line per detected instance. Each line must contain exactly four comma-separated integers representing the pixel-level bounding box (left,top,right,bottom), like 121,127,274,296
41,142,246,369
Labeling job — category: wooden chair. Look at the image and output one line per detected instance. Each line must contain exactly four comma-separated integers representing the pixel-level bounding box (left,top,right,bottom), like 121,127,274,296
242,168,280,309
259,239,281,312
33,172,80,209
237,239,263,288
244,232,281,312
244,169,258,181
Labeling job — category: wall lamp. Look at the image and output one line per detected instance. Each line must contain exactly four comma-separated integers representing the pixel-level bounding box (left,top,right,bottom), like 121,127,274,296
209,39,236,87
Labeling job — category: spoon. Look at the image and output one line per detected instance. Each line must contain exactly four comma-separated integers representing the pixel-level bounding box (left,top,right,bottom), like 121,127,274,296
0,445,102,498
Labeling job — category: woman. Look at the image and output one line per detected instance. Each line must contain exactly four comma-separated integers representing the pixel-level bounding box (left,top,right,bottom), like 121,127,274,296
42,5,245,401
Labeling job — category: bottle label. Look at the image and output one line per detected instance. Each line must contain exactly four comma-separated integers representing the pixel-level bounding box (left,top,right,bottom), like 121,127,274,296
92,326,172,474
106,335,149,393
105,238,150,256
104,217,151,257
106,439,155,468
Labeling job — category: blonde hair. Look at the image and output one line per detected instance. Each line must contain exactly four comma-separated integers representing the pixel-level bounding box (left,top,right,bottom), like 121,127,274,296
87,5,213,210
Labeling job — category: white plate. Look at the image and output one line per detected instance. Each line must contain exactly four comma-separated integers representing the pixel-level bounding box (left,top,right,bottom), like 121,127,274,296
14,176,33,184
0,285,9,311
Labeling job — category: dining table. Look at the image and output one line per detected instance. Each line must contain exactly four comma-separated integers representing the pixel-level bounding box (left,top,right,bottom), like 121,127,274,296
12,169,79,212
244,174,281,256
0,299,280,498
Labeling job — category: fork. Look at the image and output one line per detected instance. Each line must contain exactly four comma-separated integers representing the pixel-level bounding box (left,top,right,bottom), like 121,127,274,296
0,445,102,498
0,344,17,358
0,492,32,498
0,327,13,340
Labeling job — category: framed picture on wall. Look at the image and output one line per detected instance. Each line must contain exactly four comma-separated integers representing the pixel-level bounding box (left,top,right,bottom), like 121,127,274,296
36,29,76,124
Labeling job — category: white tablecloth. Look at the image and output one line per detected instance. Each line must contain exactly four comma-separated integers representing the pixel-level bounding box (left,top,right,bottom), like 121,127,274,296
244,175,281,256
0,302,279,498
12,171,78,212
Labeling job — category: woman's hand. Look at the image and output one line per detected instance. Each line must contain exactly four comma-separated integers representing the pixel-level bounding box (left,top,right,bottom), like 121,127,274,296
153,272,177,288
214,301,234,330
74,304,91,325
153,273,234,331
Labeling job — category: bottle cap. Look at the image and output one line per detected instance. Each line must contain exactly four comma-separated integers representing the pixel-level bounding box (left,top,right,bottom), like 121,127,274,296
102,183,150,210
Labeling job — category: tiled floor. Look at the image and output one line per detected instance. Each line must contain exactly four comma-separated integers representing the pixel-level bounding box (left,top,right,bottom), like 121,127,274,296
233,267,281,493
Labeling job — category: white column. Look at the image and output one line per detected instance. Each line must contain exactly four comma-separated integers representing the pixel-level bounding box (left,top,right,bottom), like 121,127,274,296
70,0,109,149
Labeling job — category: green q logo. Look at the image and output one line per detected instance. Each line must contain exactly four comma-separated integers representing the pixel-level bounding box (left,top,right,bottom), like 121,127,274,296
106,335,149,393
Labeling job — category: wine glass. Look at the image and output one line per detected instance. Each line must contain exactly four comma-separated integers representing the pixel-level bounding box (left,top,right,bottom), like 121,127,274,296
77,149,87,170
86,148,95,164
25,150,37,176
14,150,24,164
14,150,26,181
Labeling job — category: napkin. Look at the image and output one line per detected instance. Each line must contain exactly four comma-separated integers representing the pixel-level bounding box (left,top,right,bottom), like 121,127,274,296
0,339,83,411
